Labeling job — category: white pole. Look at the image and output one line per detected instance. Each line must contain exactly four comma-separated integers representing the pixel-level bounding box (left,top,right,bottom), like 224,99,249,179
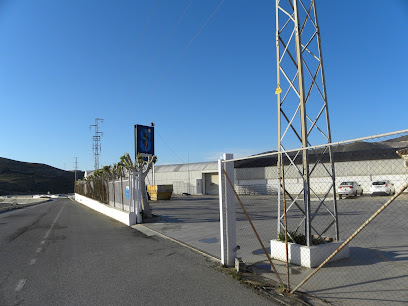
153,163,155,185
188,154,190,194
136,172,142,223
223,153,236,267
128,171,133,213
127,171,137,225
218,157,226,265
133,172,137,219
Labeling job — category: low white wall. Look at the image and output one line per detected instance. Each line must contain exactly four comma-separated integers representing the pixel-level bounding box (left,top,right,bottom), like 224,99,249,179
74,193,136,226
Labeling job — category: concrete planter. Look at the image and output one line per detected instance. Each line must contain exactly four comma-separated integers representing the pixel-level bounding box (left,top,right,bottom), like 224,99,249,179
270,239,350,268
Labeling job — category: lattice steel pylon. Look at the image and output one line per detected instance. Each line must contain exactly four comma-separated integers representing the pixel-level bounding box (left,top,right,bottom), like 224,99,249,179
90,118,103,170
276,0,338,246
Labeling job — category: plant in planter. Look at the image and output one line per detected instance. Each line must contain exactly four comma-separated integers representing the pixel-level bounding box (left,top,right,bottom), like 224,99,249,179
277,230,306,245
272,230,349,268
277,231,331,246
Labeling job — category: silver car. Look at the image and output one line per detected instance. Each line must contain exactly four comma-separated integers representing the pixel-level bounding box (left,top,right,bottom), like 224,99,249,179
370,180,395,196
337,181,363,199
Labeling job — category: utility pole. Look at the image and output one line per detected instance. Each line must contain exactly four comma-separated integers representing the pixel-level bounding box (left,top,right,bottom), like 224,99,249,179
90,118,103,170
74,157,79,181
276,0,338,246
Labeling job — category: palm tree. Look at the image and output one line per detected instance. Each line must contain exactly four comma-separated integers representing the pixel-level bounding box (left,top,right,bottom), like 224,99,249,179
93,168,107,203
117,160,126,210
101,166,113,205
110,163,120,208
120,153,157,219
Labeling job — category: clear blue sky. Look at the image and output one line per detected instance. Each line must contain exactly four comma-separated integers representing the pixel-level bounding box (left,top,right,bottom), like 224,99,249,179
1,0,407,171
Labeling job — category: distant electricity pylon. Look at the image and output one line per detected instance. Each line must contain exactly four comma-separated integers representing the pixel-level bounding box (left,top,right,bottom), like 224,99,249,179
90,118,103,170
74,157,79,181
276,0,338,246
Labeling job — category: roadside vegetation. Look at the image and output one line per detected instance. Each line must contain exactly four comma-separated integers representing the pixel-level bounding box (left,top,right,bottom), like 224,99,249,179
75,153,157,220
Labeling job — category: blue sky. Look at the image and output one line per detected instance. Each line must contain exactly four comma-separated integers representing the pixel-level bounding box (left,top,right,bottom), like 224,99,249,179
1,0,407,171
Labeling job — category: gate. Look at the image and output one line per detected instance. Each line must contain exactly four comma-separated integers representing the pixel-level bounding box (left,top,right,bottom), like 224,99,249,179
218,129,408,305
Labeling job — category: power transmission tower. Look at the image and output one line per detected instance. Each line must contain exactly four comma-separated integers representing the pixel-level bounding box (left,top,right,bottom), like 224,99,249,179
90,118,103,170
276,0,338,246
74,157,79,181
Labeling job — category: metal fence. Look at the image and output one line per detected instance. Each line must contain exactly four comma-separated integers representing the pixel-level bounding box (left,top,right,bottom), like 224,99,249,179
219,130,408,305
75,177,131,212
75,177,109,204
108,179,131,211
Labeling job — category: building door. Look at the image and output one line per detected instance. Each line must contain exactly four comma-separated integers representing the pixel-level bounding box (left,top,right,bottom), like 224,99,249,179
204,173,219,195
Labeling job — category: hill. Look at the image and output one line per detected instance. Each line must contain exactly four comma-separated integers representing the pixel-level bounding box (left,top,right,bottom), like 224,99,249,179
0,157,84,195
235,135,408,168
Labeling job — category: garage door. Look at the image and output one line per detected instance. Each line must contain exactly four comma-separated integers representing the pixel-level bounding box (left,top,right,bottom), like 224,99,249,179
205,173,219,195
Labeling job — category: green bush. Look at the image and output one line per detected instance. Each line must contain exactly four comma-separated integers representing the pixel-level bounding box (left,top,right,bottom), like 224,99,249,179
278,230,306,245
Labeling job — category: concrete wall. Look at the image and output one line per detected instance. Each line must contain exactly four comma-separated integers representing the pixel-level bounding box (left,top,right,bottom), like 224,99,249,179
75,193,136,226
235,159,408,195
148,159,408,196
147,162,218,195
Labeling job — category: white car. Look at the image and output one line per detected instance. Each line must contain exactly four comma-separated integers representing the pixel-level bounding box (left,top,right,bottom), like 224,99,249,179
337,181,363,199
370,180,395,196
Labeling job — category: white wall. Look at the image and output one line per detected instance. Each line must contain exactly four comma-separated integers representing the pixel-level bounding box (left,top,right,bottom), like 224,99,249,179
148,159,408,196
146,162,218,195
75,193,136,226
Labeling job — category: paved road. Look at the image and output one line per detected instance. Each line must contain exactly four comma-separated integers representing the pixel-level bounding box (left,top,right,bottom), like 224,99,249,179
147,194,408,305
0,198,276,305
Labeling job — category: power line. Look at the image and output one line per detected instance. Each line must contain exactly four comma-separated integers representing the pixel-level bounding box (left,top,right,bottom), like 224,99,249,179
134,0,225,104
156,130,186,164
134,0,160,51
132,0,194,85
107,0,160,105
112,0,194,109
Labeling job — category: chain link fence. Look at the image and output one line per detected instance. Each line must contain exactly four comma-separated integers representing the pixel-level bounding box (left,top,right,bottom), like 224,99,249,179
221,130,408,305
75,178,131,211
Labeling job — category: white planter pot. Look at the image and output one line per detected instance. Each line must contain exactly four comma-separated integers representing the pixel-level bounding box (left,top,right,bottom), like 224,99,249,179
270,239,350,268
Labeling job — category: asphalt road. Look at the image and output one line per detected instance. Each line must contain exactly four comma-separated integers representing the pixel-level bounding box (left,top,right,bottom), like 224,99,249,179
147,194,408,305
0,198,276,305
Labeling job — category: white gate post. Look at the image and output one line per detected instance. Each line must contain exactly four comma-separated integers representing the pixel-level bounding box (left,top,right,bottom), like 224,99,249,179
218,153,236,267
135,171,142,224
128,171,136,225
218,158,226,265
128,171,133,213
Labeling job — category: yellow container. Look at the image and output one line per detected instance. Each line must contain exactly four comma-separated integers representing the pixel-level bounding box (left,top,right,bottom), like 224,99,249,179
147,185,173,201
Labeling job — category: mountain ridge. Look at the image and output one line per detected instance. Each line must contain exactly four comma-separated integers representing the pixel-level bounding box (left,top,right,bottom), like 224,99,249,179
0,157,84,195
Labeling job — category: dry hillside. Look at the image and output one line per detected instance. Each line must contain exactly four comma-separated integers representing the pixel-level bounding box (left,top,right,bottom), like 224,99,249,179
0,157,84,195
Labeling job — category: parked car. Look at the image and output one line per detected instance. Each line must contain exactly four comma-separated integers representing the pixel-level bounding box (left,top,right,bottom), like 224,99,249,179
370,180,395,196
337,181,363,199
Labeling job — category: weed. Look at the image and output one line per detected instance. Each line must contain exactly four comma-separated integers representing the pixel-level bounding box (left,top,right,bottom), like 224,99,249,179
278,230,306,245
227,270,243,282
278,231,329,246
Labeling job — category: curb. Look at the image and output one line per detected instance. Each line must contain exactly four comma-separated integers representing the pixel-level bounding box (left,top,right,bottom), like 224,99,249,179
131,224,221,263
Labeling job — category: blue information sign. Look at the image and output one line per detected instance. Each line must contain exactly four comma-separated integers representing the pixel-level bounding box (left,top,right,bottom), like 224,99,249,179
134,124,155,159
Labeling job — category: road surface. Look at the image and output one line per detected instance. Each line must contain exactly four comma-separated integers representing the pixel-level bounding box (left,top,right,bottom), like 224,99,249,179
0,198,276,305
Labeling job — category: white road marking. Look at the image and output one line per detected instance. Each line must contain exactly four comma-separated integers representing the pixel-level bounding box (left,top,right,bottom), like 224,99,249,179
36,247,42,253
30,259,37,265
43,206,65,240
15,279,27,291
